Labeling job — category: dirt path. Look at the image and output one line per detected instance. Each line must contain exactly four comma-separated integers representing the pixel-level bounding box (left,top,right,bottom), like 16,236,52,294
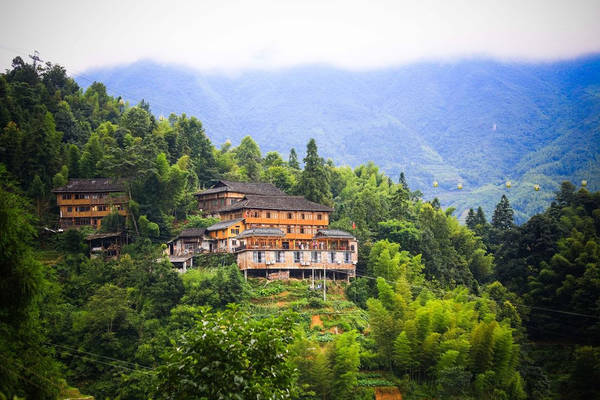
310,314,323,328
374,387,402,400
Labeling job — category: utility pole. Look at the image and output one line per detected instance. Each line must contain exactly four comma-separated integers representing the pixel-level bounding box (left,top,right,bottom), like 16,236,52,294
323,266,326,301
29,50,43,69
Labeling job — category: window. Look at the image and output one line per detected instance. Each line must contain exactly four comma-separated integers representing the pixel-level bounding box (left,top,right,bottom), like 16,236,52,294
350,245,355,252
266,212,271,218
67,207,72,212
344,252,351,263
300,227,305,234
253,211,260,218
317,214,322,220
287,226,292,234
275,251,284,263
329,252,336,263
253,251,265,263
62,194,71,200
231,240,237,246
294,251,302,263
311,251,321,263
231,228,239,235
288,212,293,219
301,213,305,219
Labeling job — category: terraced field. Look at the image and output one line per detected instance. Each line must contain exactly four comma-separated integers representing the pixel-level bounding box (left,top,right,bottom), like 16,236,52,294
246,279,369,342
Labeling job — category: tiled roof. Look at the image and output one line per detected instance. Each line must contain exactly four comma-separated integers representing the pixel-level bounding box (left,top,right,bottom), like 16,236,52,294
52,178,125,193
85,231,124,240
206,218,244,231
315,229,355,239
177,228,207,238
169,255,194,262
217,195,333,213
197,180,286,196
236,228,285,239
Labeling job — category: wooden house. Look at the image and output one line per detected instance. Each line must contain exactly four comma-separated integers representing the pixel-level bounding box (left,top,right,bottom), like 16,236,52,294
168,254,194,273
195,180,286,216
166,228,213,256
235,228,357,280
86,231,129,259
216,194,332,241
52,179,128,229
205,218,245,252
196,180,357,280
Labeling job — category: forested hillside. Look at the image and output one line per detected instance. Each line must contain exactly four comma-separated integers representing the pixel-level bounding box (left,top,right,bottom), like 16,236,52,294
1,57,599,400
80,57,600,222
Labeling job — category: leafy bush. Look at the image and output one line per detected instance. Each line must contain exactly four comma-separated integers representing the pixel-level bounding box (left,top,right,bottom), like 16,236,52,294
254,281,285,297
290,298,309,311
308,298,326,309
357,378,397,387
181,264,249,308
316,332,334,343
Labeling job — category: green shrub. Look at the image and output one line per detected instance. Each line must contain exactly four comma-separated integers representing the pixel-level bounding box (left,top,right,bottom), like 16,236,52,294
290,298,309,311
316,332,334,342
308,298,326,308
254,281,285,297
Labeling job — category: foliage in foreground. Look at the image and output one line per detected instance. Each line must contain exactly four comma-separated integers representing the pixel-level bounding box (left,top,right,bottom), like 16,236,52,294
154,306,299,399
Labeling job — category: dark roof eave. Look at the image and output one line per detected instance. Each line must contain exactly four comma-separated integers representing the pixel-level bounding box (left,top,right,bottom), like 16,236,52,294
52,178,126,193
206,218,245,231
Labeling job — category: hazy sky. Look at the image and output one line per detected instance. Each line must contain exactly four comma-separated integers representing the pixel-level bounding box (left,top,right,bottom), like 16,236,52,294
1,0,600,73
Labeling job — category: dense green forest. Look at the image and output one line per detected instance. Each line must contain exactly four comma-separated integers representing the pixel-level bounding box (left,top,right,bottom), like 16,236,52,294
1,58,599,399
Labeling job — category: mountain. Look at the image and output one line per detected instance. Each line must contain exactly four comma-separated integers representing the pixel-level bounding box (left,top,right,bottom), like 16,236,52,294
78,57,600,223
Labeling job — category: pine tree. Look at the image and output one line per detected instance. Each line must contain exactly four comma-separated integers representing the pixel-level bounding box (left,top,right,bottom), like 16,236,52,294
466,208,477,229
288,148,300,169
296,139,332,205
475,206,487,226
492,195,514,231
399,172,409,191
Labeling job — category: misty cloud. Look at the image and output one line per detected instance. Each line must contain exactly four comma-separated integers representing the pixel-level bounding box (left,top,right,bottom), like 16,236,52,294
1,0,600,73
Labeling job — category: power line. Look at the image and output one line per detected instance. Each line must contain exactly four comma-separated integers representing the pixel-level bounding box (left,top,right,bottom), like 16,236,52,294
50,347,156,375
45,342,153,370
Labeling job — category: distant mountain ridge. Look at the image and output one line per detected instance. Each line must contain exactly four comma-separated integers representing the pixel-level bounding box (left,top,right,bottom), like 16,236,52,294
78,56,600,223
